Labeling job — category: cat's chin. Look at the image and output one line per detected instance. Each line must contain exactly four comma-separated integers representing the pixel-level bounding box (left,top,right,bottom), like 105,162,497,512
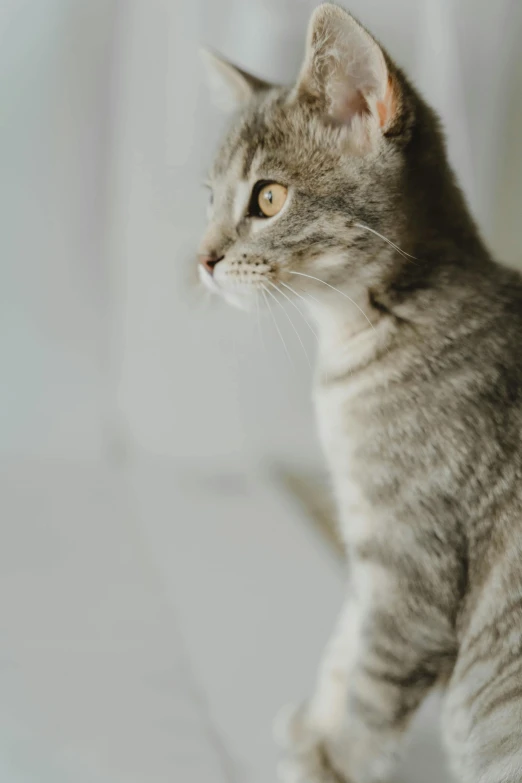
198,265,256,312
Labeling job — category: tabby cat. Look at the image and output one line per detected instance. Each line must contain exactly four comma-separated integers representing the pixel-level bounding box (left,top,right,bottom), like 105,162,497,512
197,5,522,782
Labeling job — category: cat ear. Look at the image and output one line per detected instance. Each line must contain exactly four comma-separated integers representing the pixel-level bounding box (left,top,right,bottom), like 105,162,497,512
296,4,397,140
200,49,272,112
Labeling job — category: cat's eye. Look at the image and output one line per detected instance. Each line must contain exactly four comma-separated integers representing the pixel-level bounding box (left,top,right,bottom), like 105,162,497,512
248,182,288,218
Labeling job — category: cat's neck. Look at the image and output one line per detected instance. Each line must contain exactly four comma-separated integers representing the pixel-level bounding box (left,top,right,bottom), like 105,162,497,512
306,287,392,378
400,97,491,266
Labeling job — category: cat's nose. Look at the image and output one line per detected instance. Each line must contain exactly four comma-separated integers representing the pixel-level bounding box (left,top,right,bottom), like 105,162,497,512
199,254,224,276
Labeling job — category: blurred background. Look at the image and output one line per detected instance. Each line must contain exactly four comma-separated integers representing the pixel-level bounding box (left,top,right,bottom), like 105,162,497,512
1,1,521,781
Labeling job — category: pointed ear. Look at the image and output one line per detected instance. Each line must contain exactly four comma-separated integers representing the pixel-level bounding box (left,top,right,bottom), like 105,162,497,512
200,49,272,112
296,5,397,142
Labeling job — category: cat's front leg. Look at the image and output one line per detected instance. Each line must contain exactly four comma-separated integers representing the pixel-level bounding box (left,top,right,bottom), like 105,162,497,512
275,561,455,783
274,594,363,783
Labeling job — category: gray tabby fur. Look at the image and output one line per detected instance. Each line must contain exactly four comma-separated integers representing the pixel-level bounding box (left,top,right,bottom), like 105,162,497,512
198,5,522,782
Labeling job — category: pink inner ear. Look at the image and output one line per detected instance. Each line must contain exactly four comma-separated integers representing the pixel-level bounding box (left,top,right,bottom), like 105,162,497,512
337,87,370,124
334,74,395,129
376,76,396,129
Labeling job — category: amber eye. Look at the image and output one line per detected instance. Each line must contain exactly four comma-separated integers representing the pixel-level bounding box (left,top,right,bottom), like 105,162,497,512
249,182,288,218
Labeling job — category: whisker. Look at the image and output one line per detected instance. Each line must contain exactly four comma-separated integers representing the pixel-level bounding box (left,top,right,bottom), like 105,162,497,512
261,288,294,368
269,281,319,342
298,292,331,386
255,290,265,353
262,285,310,368
278,281,310,305
354,222,418,262
289,271,375,331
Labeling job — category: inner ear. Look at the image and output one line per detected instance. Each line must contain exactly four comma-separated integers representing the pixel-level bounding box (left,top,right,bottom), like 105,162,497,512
331,83,370,126
295,5,395,134
376,76,397,130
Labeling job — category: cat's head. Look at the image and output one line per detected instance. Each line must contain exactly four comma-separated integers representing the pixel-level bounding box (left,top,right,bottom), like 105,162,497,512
198,4,427,314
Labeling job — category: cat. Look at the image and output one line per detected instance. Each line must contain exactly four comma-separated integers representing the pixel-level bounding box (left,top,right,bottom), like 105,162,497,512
197,4,522,782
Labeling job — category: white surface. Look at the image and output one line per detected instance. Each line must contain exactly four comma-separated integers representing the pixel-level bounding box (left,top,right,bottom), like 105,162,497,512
0,460,453,782
0,461,229,783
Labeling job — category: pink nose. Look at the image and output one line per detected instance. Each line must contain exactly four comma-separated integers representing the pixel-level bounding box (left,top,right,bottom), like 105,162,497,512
199,255,224,275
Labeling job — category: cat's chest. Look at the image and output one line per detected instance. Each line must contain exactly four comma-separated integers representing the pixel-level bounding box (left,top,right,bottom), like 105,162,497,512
314,383,377,543
314,369,382,472
313,373,392,536
312,316,396,473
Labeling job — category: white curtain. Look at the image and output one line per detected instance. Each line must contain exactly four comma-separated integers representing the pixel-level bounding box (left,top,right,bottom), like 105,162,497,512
3,0,522,464
109,0,522,468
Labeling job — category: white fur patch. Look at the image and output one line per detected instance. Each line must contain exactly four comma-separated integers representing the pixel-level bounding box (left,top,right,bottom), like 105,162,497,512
307,562,389,736
198,263,220,295
308,596,362,734
233,180,251,225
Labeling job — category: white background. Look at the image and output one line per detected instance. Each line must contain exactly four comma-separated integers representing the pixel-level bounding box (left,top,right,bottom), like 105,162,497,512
1,1,522,781
3,0,522,465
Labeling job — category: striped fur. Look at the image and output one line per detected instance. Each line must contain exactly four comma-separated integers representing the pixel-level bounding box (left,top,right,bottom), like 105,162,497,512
199,5,522,782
